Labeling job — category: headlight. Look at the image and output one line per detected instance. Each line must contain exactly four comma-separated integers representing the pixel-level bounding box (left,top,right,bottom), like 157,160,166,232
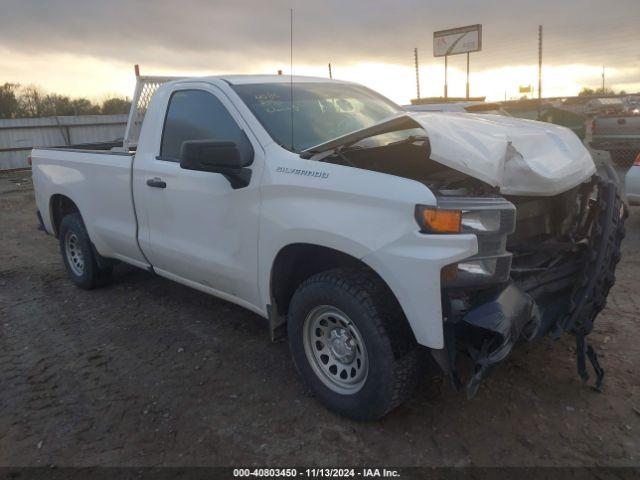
415,199,515,235
442,255,513,288
415,206,461,233
460,209,502,233
416,197,517,288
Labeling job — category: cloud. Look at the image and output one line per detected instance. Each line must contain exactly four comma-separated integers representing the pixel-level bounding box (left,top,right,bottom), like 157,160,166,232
0,0,638,102
2,0,638,70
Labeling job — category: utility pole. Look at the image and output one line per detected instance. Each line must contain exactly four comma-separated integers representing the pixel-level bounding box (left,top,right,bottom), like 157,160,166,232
289,8,294,151
602,65,605,93
444,55,448,99
328,63,333,79
538,25,543,120
466,52,470,100
414,48,420,100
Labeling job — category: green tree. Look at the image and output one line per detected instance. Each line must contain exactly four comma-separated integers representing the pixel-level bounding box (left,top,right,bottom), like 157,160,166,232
4,83,129,118
0,83,19,118
70,98,101,115
40,94,74,116
102,97,131,115
579,86,616,96
17,86,44,117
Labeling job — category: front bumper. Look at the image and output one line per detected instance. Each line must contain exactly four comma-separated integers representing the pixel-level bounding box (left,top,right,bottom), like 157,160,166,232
439,175,627,397
36,210,48,234
363,232,477,349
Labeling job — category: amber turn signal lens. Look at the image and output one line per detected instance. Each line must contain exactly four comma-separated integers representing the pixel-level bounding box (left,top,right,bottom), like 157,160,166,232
417,207,462,233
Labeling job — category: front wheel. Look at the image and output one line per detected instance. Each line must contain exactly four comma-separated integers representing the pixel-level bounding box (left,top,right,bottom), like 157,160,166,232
287,269,421,420
59,213,112,289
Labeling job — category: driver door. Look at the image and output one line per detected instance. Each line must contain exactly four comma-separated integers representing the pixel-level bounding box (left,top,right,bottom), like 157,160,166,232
134,86,263,311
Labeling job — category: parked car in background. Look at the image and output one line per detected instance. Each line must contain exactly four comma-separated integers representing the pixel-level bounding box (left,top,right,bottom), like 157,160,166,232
404,102,509,115
623,95,640,114
32,74,625,420
501,100,587,140
625,154,640,204
591,113,640,166
585,97,625,116
406,100,587,140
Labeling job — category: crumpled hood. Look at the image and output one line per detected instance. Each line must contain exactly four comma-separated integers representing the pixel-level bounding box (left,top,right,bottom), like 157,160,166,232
407,111,596,196
302,112,596,197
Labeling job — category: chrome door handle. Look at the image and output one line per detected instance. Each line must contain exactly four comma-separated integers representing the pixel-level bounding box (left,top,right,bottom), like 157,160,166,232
146,177,166,188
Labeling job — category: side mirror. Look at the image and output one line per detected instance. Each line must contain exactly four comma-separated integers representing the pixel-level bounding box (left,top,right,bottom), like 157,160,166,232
180,138,253,189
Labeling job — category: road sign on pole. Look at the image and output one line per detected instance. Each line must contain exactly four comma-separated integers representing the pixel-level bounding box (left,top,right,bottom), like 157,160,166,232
433,24,482,57
434,24,482,100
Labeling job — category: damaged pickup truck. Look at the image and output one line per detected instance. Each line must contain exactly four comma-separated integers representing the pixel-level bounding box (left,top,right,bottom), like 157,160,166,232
31,75,626,420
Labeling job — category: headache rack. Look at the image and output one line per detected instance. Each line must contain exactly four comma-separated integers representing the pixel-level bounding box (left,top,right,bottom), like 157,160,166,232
120,65,184,151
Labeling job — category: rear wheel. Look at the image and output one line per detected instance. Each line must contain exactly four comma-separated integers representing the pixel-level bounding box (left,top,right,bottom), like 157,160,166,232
287,268,421,420
59,213,112,289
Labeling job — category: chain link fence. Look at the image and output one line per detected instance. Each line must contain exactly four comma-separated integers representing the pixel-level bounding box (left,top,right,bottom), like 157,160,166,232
586,111,640,171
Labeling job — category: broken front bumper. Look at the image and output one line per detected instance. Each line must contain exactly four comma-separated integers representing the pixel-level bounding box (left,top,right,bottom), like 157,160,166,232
438,175,627,397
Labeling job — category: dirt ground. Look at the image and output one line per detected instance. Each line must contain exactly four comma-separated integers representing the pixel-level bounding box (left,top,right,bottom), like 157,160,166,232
0,169,638,468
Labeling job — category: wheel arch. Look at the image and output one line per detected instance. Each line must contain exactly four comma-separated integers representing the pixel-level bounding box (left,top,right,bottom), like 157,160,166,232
268,242,413,341
49,194,81,238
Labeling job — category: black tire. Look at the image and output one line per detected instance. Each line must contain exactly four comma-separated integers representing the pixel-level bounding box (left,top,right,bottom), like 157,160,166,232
287,268,421,420
58,213,112,289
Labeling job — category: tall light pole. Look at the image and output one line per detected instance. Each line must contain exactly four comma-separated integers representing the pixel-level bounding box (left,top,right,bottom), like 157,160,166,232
444,55,448,99
466,52,470,100
414,48,421,100
538,25,543,120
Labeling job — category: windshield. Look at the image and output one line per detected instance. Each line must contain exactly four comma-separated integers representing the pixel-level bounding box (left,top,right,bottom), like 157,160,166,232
232,82,402,152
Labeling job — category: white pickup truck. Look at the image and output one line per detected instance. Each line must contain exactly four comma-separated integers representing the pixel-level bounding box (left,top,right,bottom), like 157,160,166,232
32,74,626,420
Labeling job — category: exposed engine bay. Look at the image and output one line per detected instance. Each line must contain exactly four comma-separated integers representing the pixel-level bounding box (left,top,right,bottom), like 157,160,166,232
443,177,626,397
309,124,627,397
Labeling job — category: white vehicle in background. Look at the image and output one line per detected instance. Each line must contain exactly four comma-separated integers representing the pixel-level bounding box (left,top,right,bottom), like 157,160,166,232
31,74,626,420
625,154,640,205
404,102,477,113
404,101,509,116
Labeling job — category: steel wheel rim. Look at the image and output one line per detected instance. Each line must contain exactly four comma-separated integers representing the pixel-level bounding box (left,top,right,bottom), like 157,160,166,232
302,305,368,394
64,231,85,276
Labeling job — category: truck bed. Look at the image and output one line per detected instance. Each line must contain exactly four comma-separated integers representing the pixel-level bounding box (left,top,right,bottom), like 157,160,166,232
37,139,134,155
591,114,640,166
30,147,147,268
593,114,640,137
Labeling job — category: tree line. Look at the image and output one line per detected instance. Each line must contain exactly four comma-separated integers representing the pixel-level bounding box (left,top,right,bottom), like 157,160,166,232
578,87,628,97
0,83,132,119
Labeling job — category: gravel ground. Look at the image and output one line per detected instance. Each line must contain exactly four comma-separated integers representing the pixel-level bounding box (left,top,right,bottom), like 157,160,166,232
0,169,638,467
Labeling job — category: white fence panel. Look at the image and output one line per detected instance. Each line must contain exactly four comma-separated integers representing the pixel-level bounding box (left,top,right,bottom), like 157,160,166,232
0,114,127,170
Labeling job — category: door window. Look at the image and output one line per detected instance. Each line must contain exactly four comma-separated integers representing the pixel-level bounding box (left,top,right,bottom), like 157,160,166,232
160,89,244,161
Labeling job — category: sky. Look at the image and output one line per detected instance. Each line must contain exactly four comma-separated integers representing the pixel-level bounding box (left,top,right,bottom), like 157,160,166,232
1,0,639,104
